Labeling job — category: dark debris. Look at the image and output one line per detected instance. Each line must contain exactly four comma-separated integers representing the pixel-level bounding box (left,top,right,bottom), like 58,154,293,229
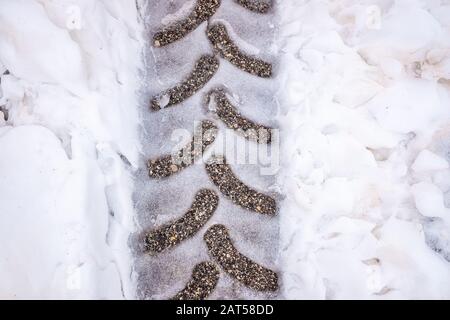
204,224,278,292
145,189,219,254
205,155,277,215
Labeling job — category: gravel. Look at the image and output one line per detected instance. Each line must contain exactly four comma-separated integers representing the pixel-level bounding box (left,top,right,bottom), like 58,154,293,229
150,55,220,110
148,120,218,178
207,23,272,78
204,224,278,292
153,0,221,47
145,189,219,254
207,88,272,143
205,155,277,215
171,261,220,300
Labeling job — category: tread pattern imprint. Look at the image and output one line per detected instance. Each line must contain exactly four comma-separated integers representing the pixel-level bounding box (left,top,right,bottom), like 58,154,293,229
134,0,280,300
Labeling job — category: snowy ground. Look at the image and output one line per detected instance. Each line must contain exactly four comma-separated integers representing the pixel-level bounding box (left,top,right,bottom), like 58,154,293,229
278,0,450,299
0,0,143,299
0,0,449,299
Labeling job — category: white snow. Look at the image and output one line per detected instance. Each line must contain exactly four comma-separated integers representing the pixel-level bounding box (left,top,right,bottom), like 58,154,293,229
412,150,449,172
0,0,143,299
1,0,450,300
277,0,450,299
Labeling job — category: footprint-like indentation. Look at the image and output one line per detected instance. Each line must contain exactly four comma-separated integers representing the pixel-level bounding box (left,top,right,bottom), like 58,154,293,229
207,23,272,78
204,224,278,292
205,156,276,215
234,0,271,14
207,88,272,143
171,261,220,300
153,0,221,47
148,120,218,178
150,55,220,110
145,189,219,254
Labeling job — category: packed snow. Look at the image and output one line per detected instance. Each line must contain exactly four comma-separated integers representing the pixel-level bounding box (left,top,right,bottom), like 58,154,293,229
277,0,450,299
0,0,143,299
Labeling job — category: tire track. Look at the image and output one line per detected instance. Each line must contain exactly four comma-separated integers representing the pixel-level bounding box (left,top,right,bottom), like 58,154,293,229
139,0,279,300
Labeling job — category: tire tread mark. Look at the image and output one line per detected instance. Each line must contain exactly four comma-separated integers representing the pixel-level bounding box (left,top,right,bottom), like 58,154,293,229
145,189,219,254
204,224,278,292
148,120,218,178
171,261,220,300
153,0,221,47
205,155,276,215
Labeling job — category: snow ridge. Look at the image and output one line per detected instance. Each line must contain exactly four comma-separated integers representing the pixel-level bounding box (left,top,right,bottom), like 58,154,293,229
0,0,144,299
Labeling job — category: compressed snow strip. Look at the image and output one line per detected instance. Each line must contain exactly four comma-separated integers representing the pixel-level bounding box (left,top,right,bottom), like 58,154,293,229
139,0,279,300
145,189,219,254
153,0,221,47
411,182,449,222
148,120,218,178
150,55,220,110
412,150,449,172
171,262,220,300
204,224,278,292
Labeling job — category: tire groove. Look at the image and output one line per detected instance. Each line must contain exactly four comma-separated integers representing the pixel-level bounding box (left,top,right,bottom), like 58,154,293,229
145,189,219,254
204,224,278,292
150,55,219,110
153,0,221,47
207,23,272,78
148,120,218,178
234,0,271,14
171,261,220,300
207,88,273,143
205,155,277,215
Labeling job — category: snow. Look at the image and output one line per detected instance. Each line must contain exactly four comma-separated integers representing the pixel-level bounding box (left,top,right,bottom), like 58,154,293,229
277,0,450,299
1,0,450,300
412,150,449,172
0,0,143,299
